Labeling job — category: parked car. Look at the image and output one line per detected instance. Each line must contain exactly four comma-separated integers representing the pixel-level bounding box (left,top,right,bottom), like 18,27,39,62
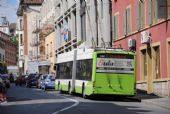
26,73,40,88
42,74,55,90
0,74,10,88
37,74,48,89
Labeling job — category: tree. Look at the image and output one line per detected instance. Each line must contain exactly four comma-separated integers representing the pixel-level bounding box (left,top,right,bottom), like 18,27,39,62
11,34,18,45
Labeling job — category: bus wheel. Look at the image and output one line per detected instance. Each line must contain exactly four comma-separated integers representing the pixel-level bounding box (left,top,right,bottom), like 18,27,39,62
59,84,62,94
82,86,87,99
68,83,72,94
58,82,60,91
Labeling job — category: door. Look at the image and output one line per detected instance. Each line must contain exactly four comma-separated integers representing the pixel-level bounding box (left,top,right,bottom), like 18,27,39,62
147,47,153,94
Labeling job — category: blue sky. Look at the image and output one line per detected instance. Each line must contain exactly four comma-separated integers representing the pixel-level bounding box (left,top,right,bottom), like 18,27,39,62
0,0,19,23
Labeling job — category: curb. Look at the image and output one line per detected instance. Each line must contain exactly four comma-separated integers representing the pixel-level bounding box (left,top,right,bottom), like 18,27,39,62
142,100,170,110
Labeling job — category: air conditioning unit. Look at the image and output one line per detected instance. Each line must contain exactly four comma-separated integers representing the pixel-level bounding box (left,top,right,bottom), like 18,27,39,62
141,31,151,44
128,39,136,48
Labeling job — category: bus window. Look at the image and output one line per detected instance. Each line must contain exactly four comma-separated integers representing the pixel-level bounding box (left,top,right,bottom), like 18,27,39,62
76,59,92,81
57,62,73,79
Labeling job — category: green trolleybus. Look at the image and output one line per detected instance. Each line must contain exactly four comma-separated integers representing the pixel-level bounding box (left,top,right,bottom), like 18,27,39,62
55,48,136,98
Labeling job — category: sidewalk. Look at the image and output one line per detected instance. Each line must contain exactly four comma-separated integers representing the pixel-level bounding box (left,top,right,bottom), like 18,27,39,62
136,89,170,110
142,98,170,110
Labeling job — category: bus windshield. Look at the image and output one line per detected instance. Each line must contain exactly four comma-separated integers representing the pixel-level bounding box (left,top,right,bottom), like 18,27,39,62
96,53,134,74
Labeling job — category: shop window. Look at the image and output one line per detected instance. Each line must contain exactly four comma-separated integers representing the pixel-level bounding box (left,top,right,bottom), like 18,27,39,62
153,46,161,79
140,49,147,80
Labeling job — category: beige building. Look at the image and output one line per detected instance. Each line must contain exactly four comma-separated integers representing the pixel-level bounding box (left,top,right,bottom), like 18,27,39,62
45,31,56,74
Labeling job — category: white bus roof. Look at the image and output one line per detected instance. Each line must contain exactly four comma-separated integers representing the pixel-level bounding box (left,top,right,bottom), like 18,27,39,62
57,50,75,63
56,48,128,63
76,49,94,60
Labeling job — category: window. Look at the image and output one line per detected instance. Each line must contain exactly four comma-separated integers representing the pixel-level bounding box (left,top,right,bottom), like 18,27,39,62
76,59,92,81
20,19,23,30
50,42,52,57
101,0,104,19
57,62,73,79
153,46,161,79
148,0,168,25
20,34,23,45
46,44,49,59
137,0,145,30
20,49,23,56
168,0,170,18
124,6,132,35
140,49,147,81
113,13,119,40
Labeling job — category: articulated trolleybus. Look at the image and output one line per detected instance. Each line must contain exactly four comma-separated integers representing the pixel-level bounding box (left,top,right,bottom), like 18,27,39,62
55,48,136,98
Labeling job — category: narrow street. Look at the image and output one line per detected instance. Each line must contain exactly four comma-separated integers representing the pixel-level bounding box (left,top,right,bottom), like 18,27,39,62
0,85,170,114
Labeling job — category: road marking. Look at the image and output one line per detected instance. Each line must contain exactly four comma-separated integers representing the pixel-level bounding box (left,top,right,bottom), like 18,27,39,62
51,96,79,114
1,99,69,106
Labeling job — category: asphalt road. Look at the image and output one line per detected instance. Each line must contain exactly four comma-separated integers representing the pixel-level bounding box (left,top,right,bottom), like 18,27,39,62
0,85,170,114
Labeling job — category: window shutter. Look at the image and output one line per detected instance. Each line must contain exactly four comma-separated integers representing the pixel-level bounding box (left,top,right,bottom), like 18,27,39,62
157,0,167,19
115,15,118,39
148,0,152,25
136,0,140,31
124,11,127,36
112,16,115,40
141,0,145,28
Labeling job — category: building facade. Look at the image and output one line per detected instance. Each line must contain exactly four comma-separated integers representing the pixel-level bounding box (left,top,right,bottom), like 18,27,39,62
45,31,56,74
0,31,17,66
112,0,170,97
17,0,43,74
55,0,112,55
0,32,5,63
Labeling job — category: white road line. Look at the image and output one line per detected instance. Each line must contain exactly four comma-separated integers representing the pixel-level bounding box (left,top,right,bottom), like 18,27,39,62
51,96,79,114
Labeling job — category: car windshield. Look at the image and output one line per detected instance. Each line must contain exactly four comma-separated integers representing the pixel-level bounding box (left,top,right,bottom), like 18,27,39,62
47,75,55,81
43,75,48,79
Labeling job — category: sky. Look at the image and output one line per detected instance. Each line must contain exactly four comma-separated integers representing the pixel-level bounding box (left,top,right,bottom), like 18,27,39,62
0,0,19,23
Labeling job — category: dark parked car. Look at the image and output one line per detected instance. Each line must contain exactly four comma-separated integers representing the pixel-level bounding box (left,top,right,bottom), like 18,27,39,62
26,74,40,88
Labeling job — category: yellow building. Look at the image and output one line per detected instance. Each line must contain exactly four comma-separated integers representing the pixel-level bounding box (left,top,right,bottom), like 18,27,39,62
45,31,56,74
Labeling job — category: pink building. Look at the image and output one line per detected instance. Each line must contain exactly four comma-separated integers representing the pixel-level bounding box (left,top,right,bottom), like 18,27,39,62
112,0,170,97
